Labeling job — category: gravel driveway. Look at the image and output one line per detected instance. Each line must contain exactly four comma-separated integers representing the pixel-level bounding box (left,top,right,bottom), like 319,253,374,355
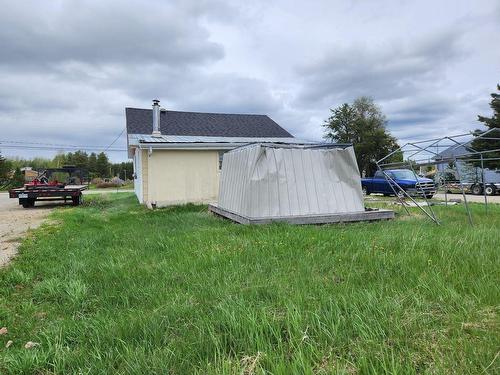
433,193,500,204
0,192,54,267
0,189,134,267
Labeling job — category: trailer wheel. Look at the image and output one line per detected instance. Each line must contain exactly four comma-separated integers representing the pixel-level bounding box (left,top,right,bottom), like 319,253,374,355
72,194,82,206
485,185,496,196
362,186,369,196
21,198,35,208
471,184,482,195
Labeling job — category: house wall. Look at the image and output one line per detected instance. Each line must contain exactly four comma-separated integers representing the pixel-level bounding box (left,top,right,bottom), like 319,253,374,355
142,149,149,203
133,148,143,203
145,149,220,207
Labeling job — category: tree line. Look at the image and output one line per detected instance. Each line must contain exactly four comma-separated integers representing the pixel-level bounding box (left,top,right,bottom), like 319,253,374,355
0,150,132,187
2,86,497,187
323,86,499,176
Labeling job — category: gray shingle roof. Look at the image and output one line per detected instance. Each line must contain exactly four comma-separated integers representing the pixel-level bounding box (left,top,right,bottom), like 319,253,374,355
125,108,293,138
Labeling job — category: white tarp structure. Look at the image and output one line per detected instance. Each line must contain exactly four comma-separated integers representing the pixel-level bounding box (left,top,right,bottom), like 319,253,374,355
215,143,366,219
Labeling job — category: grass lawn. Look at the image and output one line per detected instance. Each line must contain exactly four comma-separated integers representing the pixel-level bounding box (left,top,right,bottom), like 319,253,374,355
0,193,498,374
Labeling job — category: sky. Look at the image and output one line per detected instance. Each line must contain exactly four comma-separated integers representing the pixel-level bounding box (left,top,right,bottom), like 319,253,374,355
0,0,499,162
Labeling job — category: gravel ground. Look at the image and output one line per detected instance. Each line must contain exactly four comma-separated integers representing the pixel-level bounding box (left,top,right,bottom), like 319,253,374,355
0,189,134,267
0,192,54,267
366,192,500,204
433,193,500,203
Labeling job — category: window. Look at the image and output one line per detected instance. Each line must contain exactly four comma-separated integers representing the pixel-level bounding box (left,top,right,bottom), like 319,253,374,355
218,151,226,170
391,170,416,179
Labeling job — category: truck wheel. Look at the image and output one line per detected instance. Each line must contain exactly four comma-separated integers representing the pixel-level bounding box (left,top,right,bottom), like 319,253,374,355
471,184,482,195
72,194,82,206
485,185,496,196
362,186,369,196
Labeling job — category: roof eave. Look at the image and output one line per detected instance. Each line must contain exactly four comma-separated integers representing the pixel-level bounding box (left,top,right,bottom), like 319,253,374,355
136,142,272,151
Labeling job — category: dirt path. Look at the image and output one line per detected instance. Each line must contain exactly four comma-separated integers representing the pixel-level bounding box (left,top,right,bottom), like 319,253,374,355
0,193,53,267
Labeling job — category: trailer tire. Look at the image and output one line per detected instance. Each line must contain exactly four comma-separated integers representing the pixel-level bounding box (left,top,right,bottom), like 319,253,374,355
485,185,496,196
21,198,35,208
72,194,82,206
471,184,482,195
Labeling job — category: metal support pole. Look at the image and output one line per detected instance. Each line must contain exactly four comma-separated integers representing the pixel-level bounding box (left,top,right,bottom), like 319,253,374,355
454,157,473,226
376,162,410,216
440,167,449,206
408,161,438,223
377,164,439,224
480,154,488,215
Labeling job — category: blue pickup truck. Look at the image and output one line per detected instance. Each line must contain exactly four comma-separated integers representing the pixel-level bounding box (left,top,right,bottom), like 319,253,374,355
361,169,436,198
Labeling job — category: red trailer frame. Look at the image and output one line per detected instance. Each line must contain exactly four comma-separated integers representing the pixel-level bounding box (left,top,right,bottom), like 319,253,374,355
9,185,88,208
8,166,89,208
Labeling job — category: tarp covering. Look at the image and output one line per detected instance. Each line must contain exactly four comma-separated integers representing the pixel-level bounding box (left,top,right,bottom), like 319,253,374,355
218,143,364,218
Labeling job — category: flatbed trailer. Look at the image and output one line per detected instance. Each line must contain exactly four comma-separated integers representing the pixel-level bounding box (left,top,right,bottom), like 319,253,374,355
9,185,87,208
441,181,499,196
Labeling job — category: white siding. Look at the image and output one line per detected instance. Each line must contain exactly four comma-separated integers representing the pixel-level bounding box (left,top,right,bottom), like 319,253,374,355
133,148,143,203
145,150,219,207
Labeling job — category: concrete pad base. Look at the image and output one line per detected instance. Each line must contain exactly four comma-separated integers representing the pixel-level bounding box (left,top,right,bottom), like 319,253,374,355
208,204,394,225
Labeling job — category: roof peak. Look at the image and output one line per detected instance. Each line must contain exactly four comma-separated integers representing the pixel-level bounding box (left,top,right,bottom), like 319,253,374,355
125,107,269,117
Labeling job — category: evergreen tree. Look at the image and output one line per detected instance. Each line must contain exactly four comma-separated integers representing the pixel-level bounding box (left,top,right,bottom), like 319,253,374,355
70,150,89,169
112,161,133,180
471,84,500,169
323,97,401,176
88,152,98,176
64,152,74,166
96,152,110,177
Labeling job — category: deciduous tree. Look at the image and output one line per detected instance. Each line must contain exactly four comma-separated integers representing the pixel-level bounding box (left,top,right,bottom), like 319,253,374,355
323,97,401,176
0,151,12,184
11,167,25,188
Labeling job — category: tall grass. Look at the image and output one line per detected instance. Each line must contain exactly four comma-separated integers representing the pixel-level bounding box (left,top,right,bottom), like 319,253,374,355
0,193,498,374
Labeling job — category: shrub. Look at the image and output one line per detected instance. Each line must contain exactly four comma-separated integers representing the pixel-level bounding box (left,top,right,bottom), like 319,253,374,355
91,177,104,185
111,177,124,186
96,181,120,188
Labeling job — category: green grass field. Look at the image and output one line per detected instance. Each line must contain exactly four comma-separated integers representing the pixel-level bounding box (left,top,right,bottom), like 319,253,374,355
0,193,498,374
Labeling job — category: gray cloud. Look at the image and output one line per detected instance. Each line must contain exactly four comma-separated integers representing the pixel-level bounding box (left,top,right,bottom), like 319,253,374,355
295,30,464,107
0,0,498,162
0,0,225,68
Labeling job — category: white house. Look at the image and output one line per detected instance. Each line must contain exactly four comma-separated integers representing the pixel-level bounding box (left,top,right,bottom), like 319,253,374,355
126,100,310,208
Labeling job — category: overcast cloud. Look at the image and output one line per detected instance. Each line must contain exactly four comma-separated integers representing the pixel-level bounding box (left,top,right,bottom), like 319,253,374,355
0,0,498,161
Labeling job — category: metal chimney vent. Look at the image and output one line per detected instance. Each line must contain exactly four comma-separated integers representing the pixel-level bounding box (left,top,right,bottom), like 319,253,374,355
152,99,161,136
